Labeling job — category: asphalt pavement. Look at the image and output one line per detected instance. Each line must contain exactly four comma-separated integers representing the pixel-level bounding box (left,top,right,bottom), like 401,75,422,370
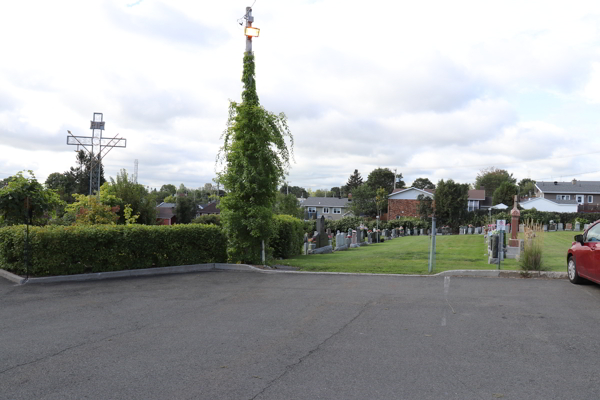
2,271,600,400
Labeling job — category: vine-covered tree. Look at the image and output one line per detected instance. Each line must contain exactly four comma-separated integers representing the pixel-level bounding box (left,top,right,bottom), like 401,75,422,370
350,184,377,217
417,194,434,220
217,52,293,263
518,178,536,197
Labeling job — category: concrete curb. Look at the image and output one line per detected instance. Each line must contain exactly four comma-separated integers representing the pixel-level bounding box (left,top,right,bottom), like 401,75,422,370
1,264,567,285
0,263,265,285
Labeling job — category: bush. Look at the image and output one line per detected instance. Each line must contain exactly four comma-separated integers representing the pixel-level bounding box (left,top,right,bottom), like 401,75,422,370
191,214,221,226
519,220,547,272
0,224,227,276
270,215,304,259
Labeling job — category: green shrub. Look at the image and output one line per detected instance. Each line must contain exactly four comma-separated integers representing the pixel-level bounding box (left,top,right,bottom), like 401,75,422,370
270,215,304,259
191,214,221,226
0,224,227,276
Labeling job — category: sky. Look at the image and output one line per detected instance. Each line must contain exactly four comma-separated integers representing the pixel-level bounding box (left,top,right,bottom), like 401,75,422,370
1,0,600,192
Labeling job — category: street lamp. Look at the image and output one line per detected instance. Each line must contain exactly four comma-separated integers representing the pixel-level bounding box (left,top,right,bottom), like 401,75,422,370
244,27,260,37
244,7,259,53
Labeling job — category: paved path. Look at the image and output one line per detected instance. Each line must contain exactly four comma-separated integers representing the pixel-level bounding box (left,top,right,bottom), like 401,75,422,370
2,272,599,399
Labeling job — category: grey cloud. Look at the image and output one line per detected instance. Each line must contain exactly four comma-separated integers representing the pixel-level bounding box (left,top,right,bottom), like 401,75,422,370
105,2,229,48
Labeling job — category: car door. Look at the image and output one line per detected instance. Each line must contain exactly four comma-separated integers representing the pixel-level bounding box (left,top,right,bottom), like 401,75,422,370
580,223,600,281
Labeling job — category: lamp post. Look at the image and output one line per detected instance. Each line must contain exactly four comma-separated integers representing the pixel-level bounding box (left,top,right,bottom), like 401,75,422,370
244,7,260,54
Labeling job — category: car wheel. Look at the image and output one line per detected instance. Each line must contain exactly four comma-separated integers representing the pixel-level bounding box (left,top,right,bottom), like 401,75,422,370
568,256,583,284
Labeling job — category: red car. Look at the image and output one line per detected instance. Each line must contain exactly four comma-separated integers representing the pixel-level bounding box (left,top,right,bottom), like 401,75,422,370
568,219,600,284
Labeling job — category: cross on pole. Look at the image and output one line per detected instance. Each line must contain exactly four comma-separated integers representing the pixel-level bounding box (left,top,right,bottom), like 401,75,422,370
66,112,127,195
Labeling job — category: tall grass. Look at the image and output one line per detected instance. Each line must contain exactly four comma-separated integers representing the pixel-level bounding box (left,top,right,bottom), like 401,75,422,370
519,219,547,271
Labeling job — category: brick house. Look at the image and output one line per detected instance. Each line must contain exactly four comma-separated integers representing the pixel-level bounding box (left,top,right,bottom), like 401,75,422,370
387,188,435,219
387,187,492,219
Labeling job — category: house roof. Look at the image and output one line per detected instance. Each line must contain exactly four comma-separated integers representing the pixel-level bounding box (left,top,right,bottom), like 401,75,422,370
522,197,578,206
157,203,175,220
536,180,600,194
302,197,350,207
197,202,220,214
388,187,434,198
157,202,175,208
468,189,485,200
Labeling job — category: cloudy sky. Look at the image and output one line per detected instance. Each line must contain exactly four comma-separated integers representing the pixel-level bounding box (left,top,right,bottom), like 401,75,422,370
1,0,600,191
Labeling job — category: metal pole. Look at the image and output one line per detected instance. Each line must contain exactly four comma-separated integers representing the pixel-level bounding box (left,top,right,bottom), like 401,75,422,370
262,240,265,266
498,228,503,270
245,7,253,54
429,216,436,273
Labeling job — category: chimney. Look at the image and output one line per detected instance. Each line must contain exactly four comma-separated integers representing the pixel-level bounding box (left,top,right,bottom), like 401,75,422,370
479,186,484,191
572,179,577,185
554,181,558,185
348,193,352,201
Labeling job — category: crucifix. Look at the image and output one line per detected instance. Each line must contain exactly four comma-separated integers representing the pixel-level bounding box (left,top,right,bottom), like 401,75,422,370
66,112,127,195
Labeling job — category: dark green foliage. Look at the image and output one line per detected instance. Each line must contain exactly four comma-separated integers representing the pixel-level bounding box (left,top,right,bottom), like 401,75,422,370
411,177,435,190
417,194,434,220
102,169,157,224
350,184,377,217
492,182,519,207
217,53,293,264
518,178,536,197
366,168,395,194
279,184,308,198
345,169,364,192
474,167,516,197
434,179,469,230
191,214,221,225
270,215,304,259
274,192,302,218
0,224,227,276
175,196,196,224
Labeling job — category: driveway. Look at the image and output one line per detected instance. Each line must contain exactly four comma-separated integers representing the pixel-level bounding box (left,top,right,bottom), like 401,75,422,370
1,271,599,399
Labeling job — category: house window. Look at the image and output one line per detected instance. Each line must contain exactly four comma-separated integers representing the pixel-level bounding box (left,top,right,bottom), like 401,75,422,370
556,195,560,200
308,207,316,213
333,208,341,214
588,195,594,203
323,207,329,214
576,195,584,204
557,195,570,200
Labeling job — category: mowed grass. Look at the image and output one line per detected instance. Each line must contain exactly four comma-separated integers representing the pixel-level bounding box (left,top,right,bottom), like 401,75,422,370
278,231,578,274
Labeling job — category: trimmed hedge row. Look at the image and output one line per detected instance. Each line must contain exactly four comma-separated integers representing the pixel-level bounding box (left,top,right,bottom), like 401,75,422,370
271,214,304,259
0,224,227,277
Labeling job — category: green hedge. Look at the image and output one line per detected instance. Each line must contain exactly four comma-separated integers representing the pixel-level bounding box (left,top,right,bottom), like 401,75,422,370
270,215,304,259
0,224,227,276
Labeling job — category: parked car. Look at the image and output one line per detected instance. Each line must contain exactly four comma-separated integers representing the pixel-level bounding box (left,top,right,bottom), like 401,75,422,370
567,220,600,284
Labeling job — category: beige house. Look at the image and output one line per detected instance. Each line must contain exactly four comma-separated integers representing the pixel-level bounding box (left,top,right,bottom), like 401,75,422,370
302,197,352,221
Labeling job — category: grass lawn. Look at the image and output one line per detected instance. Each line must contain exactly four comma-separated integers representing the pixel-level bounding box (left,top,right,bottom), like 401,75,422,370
277,231,578,274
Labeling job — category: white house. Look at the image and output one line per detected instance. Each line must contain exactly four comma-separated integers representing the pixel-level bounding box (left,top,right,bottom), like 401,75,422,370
519,197,578,213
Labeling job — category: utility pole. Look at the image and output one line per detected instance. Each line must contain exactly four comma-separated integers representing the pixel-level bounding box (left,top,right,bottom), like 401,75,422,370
394,168,397,190
245,7,256,54
429,216,436,273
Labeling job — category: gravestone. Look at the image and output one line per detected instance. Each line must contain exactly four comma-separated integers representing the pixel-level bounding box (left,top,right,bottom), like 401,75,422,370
575,222,581,231
566,223,572,231
315,216,329,248
468,227,473,234
584,224,590,231
367,232,372,244
519,224,524,233
351,230,357,245
549,223,557,232
558,223,564,231
304,233,309,255
543,225,547,231
420,229,424,235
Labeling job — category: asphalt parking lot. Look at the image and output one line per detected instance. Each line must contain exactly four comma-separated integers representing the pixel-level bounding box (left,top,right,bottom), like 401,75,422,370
2,271,600,400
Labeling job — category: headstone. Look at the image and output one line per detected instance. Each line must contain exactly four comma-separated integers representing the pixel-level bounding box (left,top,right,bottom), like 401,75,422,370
543,225,547,231
315,216,328,248
584,224,590,231
351,230,357,245
420,229,424,235
575,222,581,231
549,224,557,232
468,227,473,234
367,232,372,244
406,228,411,236
519,224,524,233
304,233,309,255
558,223,564,231
566,223,572,231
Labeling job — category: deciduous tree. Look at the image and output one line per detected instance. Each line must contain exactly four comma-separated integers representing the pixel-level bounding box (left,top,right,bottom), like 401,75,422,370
474,167,516,197
434,179,469,229
492,182,519,207
366,168,395,194
411,177,435,190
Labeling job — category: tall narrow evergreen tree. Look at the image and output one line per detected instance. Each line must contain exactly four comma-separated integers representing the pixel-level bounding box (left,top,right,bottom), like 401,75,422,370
217,53,293,263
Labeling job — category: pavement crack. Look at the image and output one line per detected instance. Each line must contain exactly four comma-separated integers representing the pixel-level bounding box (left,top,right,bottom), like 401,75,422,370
249,300,376,400
0,323,149,375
